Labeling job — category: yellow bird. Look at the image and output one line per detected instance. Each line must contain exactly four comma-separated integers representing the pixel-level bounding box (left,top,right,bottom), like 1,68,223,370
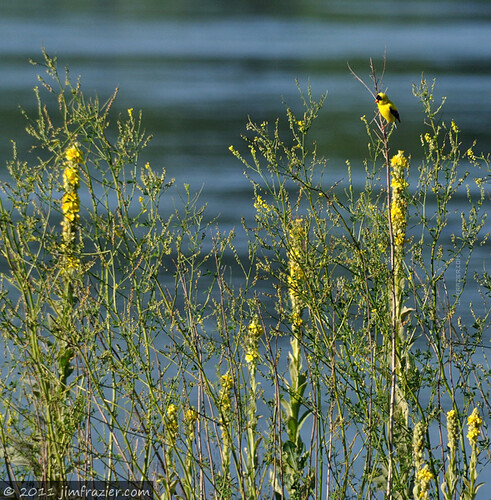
375,92,400,126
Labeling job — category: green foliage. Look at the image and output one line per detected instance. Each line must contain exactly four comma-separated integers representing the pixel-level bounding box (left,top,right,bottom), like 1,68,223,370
0,51,489,499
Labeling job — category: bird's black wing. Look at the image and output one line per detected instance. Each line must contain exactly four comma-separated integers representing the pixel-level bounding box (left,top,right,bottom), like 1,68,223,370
390,107,401,123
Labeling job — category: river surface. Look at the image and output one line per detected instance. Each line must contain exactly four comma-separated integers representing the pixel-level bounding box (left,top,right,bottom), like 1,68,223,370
1,0,490,493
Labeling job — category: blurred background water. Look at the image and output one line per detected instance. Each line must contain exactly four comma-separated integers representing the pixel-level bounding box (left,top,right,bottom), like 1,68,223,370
0,0,490,492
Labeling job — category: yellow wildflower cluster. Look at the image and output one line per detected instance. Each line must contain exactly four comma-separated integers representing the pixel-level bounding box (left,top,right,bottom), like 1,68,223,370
219,372,234,417
245,316,263,365
61,145,82,273
63,165,79,190
466,147,476,162
183,407,198,444
254,194,271,213
62,192,80,223
65,145,83,164
297,120,308,133
466,407,482,446
165,403,179,447
63,253,81,272
416,464,433,499
185,407,198,426
287,218,306,330
390,151,409,247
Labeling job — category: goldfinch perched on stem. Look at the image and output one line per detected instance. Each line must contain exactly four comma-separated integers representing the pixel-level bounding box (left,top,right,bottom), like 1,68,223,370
375,92,400,126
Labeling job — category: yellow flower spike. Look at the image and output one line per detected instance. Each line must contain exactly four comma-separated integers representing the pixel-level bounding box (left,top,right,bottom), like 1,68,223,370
416,464,433,499
446,409,459,451
185,407,198,425
62,192,80,222
389,151,409,248
65,145,83,164
184,407,198,438
287,218,307,330
218,372,234,418
466,407,482,446
167,403,178,417
412,421,426,469
63,165,80,191
127,108,133,118
245,316,263,365
220,372,233,391
164,403,179,447
390,150,409,169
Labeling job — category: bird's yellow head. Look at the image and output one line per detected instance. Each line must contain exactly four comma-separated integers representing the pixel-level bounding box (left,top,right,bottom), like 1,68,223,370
375,93,389,104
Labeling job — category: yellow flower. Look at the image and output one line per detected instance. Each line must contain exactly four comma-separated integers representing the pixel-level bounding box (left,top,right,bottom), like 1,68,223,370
390,200,407,246
416,464,433,499
63,165,80,190
185,407,198,424
390,152,409,248
297,120,306,132
244,350,257,364
65,145,83,164
288,218,306,327
248,317,263,339
390,203,404,220
254,194,270,212
128,108,133,118
64,254,81,271
184,407,198,436
291,311,304,328
467,407,482,446
417,465,433,483
167,403,178,417
219,372,234,417
390,150,409,169
62,192,80,222
165,403,179,447
245,316,263,365
391,176,408,192
220,373,233,391
451,120,459,133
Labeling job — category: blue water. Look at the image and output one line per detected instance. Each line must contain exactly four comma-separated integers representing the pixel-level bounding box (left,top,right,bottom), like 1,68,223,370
0,0,490,495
